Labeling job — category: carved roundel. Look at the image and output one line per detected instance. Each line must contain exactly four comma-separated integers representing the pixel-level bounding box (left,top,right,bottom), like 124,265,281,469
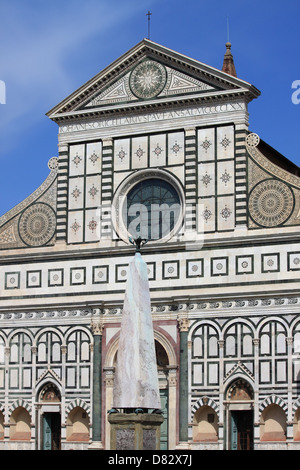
129,60,167,99
18,202,56,246
249,179,294,227
48,156,59,170
246,132,260,148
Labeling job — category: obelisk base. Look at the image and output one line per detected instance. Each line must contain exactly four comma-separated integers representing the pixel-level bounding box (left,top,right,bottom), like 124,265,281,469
108,412,164,450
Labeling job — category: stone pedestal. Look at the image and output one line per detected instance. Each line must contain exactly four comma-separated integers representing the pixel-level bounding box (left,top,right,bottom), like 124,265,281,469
108,412,164,450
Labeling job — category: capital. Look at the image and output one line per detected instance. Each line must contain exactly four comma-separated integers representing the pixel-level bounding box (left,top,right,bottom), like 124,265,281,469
90,320,103,336
177,315,189,332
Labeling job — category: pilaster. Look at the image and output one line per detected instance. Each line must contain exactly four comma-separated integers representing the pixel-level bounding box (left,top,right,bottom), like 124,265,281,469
56,144,69,242
184,128,197,232
234,125,248,226
101,138,113,239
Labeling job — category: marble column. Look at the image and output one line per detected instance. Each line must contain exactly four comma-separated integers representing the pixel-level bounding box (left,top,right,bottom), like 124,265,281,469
90,319,103,449
177,315,189,446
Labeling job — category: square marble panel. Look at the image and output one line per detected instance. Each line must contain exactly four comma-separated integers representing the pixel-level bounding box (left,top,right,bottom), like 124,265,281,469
48,269,64,287
187,259,204,277
70,267,86,285
26,270,41,288
146,262,156,281
92,265,109,284
236,255,254,275
162,261,179,279
288,252,300,271
116,264,128,283
262,253,280,272
5,272,20,289
211,257,228,276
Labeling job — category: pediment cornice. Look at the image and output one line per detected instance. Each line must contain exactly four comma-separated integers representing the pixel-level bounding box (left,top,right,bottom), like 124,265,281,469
47,39,260,122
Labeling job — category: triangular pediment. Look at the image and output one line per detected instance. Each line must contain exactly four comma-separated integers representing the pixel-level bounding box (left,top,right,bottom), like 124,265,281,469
223,361,255,383
47,39,260,121
83,62,217,109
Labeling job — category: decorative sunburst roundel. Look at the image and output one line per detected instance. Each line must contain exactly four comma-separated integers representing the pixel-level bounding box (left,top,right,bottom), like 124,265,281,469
248,179,294,227
18,202,56,246
129,60,167,99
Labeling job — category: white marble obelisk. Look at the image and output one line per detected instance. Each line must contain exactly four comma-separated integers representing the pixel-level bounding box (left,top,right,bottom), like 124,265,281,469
113,251,161,410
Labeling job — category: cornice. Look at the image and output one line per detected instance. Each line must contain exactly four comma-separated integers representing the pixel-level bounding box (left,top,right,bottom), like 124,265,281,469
50,89,255,124
0,295,298,324
0,229,299,264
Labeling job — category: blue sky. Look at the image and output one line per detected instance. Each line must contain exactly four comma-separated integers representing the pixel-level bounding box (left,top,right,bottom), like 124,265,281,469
0,0,299,217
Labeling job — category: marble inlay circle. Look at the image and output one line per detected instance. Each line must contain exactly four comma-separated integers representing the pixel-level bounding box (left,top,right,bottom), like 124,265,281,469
19,203,56,246
129,60,167,99
246,133,260,147
249,179,294,227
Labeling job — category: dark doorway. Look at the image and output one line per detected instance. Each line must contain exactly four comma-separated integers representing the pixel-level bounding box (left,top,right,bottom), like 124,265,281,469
42,413,61,450
230,410,253,450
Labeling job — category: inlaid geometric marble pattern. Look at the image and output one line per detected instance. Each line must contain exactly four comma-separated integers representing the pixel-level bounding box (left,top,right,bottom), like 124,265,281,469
197,128,215,161
116,264,129,282
236,255,254,275
0,248,297,294
162,261,179,279
5,272,20,289
249,179,294,228
48,269,64,287
18,202,56,247
68,141,102,243
211,257,228,276
92,266,109,284
197,125,235,232
70,267,86,285
187,259,204,277
114,131,185,172
150,133,166,167
217,126,234,160
26,270,41,288
288,252,300,271
261,253,280,273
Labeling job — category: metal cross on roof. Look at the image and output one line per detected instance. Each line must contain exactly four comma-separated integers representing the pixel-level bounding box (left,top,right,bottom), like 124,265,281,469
146,11,152,40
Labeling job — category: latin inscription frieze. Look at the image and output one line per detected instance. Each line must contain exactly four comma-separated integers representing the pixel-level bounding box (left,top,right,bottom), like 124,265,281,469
59,102,245,134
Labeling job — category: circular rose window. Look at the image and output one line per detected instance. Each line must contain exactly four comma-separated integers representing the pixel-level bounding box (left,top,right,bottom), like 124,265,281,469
113,170,184,243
